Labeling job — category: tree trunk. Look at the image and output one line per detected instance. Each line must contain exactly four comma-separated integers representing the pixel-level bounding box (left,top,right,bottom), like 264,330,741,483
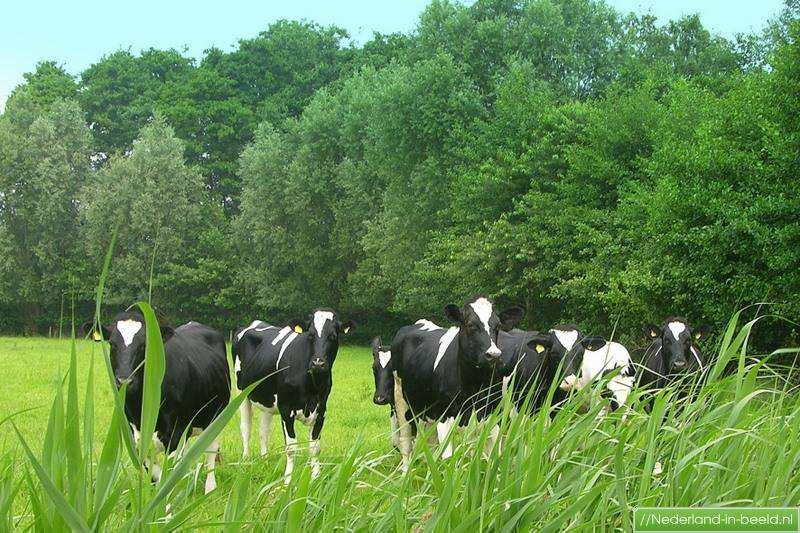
23,303,41,336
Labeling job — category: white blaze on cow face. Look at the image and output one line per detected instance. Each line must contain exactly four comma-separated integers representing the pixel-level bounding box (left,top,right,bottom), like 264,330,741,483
469,297,500,356
552,329,579,351
434,327,460,370
117,319,142,347
667,321,687,340
378,350,391,368
313,311,334,337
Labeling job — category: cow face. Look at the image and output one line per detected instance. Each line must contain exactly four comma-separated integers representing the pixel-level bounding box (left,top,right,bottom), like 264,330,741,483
305,308,354,376
444,297,524,368
526,325,582,372
371,337,393,405
645,318,707,375
93,312,174,388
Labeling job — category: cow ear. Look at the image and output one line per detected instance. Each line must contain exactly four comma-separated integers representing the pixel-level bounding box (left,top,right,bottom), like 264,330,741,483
444,304,462,324
499,306,525,331
338,320,355,334
89,324,110,342
527,334,552,355
371,336,382,352
693,325,709,341
581,336,607,351
288,319,305,333
160,326,175,343
644,324,660,339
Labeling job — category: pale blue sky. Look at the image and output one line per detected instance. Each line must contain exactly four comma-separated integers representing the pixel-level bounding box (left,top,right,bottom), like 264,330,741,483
0,0,785,111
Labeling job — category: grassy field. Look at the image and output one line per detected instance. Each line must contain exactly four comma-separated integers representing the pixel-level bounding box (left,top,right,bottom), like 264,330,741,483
1,312,799,531
0,336,394,470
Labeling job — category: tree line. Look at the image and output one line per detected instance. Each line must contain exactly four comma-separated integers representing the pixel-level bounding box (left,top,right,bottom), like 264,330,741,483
1,0,798,348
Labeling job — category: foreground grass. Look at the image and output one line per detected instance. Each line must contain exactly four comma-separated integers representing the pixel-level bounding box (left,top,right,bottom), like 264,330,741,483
1,312,799,530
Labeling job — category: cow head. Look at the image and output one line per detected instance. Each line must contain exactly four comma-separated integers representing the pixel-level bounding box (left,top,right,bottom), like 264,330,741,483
444,297,524,368
371,336,393,405
525,324,583,372
645,317,707,375
302,308,354,376
92,311,174,389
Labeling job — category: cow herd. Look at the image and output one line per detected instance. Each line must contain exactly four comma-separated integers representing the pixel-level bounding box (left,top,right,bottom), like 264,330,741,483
92,296,707,493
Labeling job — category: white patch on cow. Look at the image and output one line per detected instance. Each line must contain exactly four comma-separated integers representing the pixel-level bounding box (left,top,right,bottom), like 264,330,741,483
378,350,391,368
313,311,334,337
277,332,298,366
469,297,501,355
579,341,632,386
234,356,241,372
271,326,292,346
607,374,635,407
690,346,703,368
204,439,220,493
295,408,317,426
469,297,493,337
309,438,321,479
434,327,460,370
415,319,442,331
667,321,687,341
560,374,579,391
437,417,456,459
236,320,265,341
116,319,142,347
552,329,579,351
502,375,512,394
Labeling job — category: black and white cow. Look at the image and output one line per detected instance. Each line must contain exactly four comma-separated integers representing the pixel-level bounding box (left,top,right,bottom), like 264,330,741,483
95,312,230,493
391,298,524,470
640,317,707,388
234,309,354,482
497,325,583,415
559,336,635,417
232,319,277,457
371,336,399,449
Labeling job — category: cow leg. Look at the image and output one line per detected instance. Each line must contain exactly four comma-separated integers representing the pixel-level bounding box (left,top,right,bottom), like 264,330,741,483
423,420,438,446
484,423,501,458
436,417,456,460
281,416,298,485
259,409,273,456
204,439,220,494
390,407,399,449
393,374,413,472
309,412,325,479
240,397,252,457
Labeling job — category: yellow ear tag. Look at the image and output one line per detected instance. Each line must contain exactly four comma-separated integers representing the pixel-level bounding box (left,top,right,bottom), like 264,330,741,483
92,330,102,341
343,327,350,334
294,325,303,333
535,344,546,353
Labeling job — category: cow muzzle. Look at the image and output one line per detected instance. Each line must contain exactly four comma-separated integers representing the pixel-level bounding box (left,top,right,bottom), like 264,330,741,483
309,358,329,373
373,394,389,405
670,359,687,372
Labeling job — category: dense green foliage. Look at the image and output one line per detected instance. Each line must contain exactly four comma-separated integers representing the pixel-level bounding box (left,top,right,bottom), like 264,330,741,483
0,0,798,345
